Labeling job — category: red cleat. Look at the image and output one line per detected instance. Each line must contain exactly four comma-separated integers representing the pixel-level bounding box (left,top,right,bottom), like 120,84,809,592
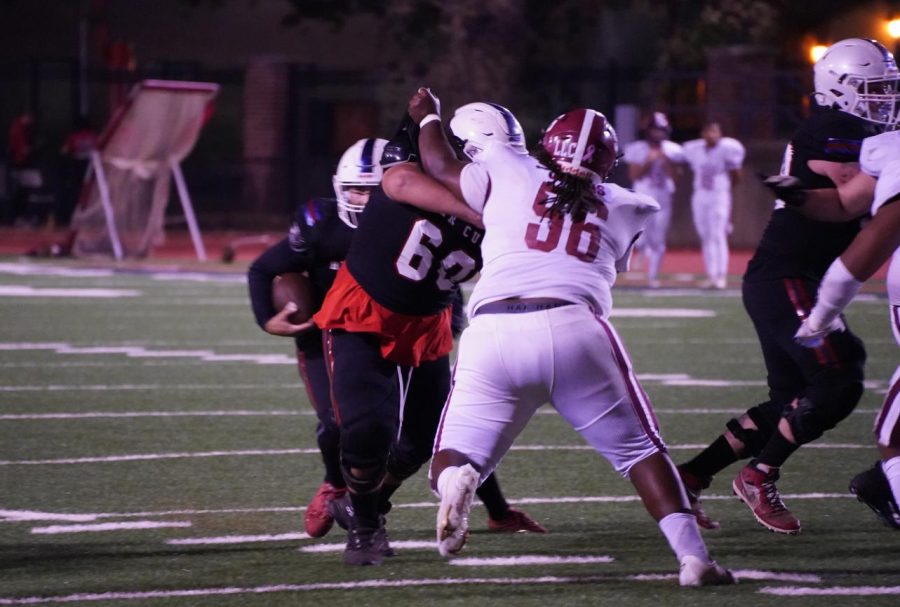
487,507,548,533
304,482,347,538
732,465,800,535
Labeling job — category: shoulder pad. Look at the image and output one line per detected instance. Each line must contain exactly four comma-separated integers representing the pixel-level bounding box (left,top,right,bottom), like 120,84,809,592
861,131,900,177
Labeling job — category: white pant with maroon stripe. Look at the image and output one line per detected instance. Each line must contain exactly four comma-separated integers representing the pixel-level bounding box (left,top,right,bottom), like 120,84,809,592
433,304,665,482
874,305,900,448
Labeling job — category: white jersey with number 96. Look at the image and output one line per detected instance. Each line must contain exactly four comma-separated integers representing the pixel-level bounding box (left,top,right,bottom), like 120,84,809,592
460,141,659,318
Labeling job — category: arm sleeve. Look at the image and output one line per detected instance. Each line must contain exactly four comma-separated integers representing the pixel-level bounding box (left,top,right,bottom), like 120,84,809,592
247,237,313,329
459,162,491,213
806,257,862,331
723,139,746,170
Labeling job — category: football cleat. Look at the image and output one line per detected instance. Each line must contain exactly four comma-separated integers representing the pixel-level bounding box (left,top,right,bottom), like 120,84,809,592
849,462,900,530
732,465,801,535
678,465,720,530
436,464,479,557
304,482,347,538
343,524,387,566
679,555,736,587
328,492,354,532
487,507,548,533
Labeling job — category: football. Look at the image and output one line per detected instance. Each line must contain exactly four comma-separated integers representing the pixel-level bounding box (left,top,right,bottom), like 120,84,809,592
272,272,316,324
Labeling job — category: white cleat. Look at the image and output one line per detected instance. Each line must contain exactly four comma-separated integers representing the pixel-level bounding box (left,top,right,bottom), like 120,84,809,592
436,464,479,557
678,555,736,587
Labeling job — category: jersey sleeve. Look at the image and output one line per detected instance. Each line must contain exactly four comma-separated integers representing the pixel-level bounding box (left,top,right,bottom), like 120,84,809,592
861,131,900,178
622,141,646,165
247,235,315,329
663,141,685,163
722,138,746,169
872,158,900,214
460,162,491,213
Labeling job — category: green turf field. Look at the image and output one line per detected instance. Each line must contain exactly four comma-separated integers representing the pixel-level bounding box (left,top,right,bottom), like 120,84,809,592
1,258,899,606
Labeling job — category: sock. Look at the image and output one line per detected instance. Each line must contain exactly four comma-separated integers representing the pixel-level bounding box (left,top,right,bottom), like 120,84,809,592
883,456,900,504
475,474,510,520
349,490,381,528
658,511,710,563
684,435,739,479
755,430,799,469
378,481,401,515
437,466,460,499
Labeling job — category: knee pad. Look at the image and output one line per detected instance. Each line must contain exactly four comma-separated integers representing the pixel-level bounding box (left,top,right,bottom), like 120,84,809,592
339,416,395,473
386,445,428,483
786,382,863,445
340,459,386,496
726,417,768,457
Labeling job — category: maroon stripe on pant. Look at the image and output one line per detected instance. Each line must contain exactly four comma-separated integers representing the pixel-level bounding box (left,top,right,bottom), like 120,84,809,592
783,278,834,366
596,315,666,452
295,350,321,415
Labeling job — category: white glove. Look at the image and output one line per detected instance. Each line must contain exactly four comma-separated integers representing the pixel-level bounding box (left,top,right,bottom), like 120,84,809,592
794,316,846,348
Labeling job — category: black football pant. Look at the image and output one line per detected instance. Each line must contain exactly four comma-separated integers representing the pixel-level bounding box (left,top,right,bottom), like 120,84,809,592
325,329,450,490
741,278,866,445
297,349,344,488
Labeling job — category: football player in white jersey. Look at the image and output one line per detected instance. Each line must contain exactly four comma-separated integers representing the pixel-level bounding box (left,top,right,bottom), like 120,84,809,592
682,122,745,289
623,112,685,287
794,129,900,529
407,88,734,587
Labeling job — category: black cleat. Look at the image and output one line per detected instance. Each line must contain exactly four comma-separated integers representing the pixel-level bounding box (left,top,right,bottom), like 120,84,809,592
343,524,386,566
849,462,900,530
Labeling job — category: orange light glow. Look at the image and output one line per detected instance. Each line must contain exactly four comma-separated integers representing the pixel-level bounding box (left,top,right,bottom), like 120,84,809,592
888,18,900,40
809,45,828,63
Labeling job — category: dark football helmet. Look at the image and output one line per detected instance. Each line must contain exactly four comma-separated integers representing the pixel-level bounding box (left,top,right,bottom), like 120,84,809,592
540,108,618,181
380,113,420,168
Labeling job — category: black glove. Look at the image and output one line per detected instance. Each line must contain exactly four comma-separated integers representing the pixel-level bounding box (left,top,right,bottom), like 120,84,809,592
760,174,807,207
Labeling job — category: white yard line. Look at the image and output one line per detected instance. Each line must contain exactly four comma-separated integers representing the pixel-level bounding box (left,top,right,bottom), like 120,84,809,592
0,570,833,605
0,410,308,420
0,443,877,466
31,521,192,535
0,492,854,526
450,555,615,566
760,585,900,596
167,532,308,545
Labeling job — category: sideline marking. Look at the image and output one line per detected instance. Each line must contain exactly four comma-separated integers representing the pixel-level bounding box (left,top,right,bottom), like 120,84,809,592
168,532,308,545
760,585,900,596
31,521,192,535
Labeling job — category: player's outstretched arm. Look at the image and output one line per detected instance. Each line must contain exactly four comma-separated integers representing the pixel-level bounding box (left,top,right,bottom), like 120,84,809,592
408,87,468,200
796,197,900,347
382,162,483,228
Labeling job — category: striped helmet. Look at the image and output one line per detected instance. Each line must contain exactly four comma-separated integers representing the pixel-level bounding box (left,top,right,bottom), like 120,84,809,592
333,137,388,228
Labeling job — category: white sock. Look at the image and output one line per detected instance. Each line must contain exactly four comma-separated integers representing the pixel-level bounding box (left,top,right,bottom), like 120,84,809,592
882,456,900,504
436,466,460,498
659,512,710,563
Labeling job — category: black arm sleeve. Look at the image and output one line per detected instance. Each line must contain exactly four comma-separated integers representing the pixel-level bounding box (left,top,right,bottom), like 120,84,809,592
247,237,313,329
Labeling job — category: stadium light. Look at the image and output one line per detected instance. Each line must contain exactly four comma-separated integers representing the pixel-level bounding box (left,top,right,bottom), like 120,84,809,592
888,18,900,40
809,44,828,63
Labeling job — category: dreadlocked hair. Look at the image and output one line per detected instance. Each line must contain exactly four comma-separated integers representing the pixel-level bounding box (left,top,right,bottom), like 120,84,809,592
532,146,602,221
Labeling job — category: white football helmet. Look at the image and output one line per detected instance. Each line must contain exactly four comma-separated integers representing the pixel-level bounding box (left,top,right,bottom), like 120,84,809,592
333,137,388,228
813,38,900,128
448,102,527,160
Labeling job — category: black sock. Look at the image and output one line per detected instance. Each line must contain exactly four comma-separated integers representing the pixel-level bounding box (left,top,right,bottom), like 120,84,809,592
378,481,401,515
350,490,381,528
754,430,799,470
684,435,740,479
476,474,510,520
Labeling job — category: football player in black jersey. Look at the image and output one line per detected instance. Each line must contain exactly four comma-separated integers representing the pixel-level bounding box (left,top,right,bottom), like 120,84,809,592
251,133,544,564
677,38,900,535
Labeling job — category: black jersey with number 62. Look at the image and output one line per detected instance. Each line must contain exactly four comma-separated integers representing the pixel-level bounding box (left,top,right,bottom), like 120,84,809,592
345,187,483,316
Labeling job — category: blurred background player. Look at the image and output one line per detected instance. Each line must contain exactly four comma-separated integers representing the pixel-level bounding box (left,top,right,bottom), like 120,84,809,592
791,128,900,530
682,121,745,289
623,111,684,287
677,38,899,535
410,89,733,586
312,114,543,566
